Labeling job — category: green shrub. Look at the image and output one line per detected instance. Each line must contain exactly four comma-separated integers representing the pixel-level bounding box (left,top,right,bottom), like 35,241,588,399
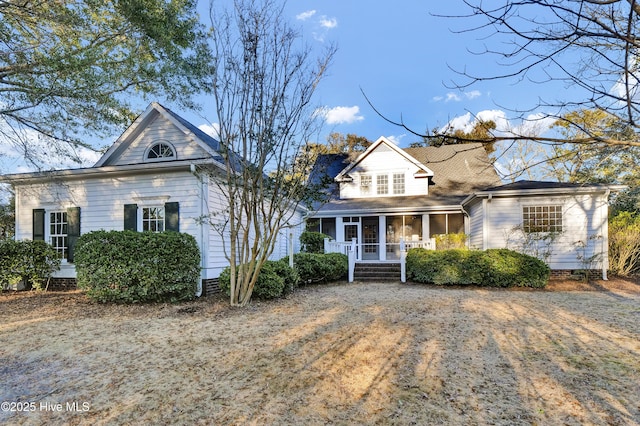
218,259,299,300
406,247,549,288
293,252,348,284
74,230,200,303
0,240,61,290
300,231,329,253
608,210,640,276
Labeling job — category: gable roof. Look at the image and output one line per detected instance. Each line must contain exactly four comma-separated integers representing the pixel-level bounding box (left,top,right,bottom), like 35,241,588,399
94,102,220,167
309,141,501,198
334,136,434,182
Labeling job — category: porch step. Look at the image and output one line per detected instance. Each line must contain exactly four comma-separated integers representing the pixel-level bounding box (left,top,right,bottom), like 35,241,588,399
354,263,401,281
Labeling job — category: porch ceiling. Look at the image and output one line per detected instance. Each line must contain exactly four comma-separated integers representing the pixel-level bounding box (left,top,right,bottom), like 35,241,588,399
311,194,466,215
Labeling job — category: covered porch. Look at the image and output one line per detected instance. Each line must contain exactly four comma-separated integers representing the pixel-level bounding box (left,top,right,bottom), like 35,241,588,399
308,212,465,262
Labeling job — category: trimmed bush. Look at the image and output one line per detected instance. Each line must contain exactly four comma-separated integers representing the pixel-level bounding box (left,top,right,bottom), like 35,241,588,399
74,230,200,303
293,252,348,284
300,231,329,253
218,259,299,300
0,240,61,290
406,248,549,288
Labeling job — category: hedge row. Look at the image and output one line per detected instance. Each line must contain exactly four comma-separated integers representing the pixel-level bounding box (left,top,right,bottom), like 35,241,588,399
219,252,349,300
219,259,299,300
74,230,200,303
406,248,550,288
0,240,61,290
294,252,348,284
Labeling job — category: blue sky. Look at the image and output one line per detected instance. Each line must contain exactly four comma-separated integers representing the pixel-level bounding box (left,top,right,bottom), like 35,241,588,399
0,0,571,175
193,0,566,148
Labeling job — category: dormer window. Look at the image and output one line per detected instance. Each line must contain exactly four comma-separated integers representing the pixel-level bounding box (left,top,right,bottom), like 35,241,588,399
145,142,176,161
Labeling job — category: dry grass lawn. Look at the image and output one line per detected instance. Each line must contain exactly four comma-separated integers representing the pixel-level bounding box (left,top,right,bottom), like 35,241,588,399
1,278,639,425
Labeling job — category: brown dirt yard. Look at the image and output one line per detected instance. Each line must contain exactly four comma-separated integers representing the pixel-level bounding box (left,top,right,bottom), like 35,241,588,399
1,278,639,426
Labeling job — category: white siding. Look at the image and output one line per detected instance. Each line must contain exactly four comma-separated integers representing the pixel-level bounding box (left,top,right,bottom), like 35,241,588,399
340,144,429,199
15,171,204,277
205,180,305,277
483,193,609,270
269,210,305,261
204,182,231,278
107,114,210,166
467,199,484,250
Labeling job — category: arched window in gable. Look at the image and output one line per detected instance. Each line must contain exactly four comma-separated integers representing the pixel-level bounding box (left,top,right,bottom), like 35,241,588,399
145,142,176,161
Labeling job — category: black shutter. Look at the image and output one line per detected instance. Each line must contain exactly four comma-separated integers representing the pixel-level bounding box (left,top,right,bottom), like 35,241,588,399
33,209,45,241
124,204,138,231
165,202,179,232
67,207,81,262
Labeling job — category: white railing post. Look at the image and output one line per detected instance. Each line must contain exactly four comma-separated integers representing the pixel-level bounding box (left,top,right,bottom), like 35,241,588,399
324,237,329,254
400,238,406,283
348,237,356,283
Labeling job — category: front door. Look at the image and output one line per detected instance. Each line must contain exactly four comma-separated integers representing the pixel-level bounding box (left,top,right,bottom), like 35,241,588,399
362,217,379,260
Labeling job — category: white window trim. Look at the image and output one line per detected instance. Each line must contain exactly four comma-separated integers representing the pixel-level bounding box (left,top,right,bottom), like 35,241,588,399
143,141,177,162
392,172,405,195
376,174,389,195
47,210,69,263
360,174,372,196
138,205,166,233
522,204,564,233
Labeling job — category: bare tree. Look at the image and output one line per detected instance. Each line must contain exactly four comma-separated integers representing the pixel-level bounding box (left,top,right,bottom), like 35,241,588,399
203,0,336,306
369,1,640,148
447,0,640,146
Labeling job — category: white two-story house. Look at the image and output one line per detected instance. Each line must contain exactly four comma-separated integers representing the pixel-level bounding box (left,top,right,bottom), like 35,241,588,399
308,136,619,276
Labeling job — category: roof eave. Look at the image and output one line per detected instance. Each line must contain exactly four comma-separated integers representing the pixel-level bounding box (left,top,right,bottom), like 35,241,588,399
0,158,223,184
462,184,627,206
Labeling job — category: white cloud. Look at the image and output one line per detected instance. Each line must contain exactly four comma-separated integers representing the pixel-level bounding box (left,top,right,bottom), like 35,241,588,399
466,90,481,100
445,93,461,102
301,13,337,42
198,123,220,139
319,16,338,29
385,134,406,145
296,10,316,21
320,106,364,125
444,109,556,140
511,113,556,136
434,90,483,103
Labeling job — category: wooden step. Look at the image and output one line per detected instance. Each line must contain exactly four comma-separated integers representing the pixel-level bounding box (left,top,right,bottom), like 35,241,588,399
354,263,401,281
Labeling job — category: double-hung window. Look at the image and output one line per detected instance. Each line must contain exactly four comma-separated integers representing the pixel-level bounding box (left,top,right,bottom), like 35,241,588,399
377,175,388,195
393,173,405,194
360,174,372,195
50,211,68,259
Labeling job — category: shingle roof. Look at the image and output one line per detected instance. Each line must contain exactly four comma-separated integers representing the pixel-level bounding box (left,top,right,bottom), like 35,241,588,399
307,153,350,198
403,143,501,195
163,105,221,152
483,180,610,191
308,143,502,213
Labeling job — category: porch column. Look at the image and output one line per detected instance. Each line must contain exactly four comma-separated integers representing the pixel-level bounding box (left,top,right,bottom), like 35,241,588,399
379,215,386,261
336,217,344,242
422,215,430,241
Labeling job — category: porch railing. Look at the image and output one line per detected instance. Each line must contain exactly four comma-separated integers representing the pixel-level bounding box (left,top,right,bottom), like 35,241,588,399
324,237,436,283
400,238,436,251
